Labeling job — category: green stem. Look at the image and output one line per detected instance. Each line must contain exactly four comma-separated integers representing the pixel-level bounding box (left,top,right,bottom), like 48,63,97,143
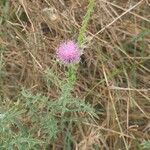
77,0,95,46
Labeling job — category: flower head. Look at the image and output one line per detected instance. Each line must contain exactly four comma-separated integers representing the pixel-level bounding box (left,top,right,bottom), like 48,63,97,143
56,40,80,64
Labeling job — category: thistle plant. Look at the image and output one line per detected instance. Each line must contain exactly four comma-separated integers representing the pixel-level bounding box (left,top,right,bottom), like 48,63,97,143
56,0,95,84
56,40,80,83
56,39,94,117
54,0,96,145
0,0,96,149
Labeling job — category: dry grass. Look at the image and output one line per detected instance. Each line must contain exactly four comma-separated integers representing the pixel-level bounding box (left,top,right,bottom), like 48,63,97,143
0,0,150,149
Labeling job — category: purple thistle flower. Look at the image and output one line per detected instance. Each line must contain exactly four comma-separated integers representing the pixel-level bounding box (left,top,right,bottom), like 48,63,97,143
56,40,80,64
